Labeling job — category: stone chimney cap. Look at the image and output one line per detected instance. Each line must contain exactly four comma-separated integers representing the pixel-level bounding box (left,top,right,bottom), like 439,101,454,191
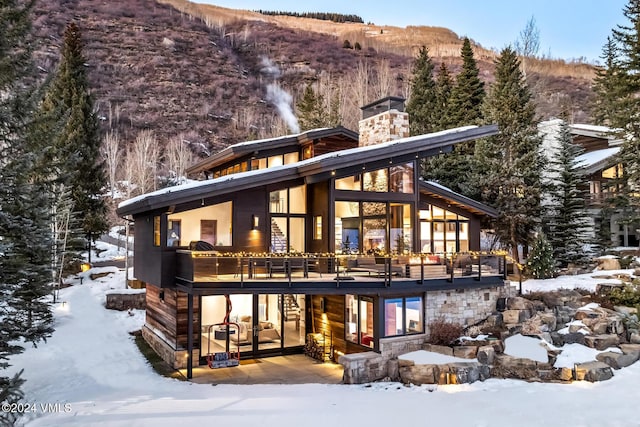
361,96,406,119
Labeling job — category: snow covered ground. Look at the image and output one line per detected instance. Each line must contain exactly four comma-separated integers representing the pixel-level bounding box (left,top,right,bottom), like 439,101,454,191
7,248,640,426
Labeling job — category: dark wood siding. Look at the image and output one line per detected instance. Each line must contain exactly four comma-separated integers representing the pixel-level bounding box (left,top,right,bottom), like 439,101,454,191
176,292,200,350
307,181,330,253
313,136,359,156
233,188,268,253
310,294,367,356
146,284,200,351
146,284,177,347
134,213,164,286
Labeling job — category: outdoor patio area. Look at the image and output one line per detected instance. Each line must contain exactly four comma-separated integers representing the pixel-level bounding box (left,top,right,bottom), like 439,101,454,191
181,354,345,385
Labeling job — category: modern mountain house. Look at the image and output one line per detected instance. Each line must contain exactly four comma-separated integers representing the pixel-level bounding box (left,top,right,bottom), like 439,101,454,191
117,97,513,383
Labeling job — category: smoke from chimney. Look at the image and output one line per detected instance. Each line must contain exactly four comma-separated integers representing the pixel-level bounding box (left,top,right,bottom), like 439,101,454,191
260,56,300,134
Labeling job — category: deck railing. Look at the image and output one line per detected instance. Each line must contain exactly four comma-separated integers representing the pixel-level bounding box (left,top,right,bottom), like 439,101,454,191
175,251,507,286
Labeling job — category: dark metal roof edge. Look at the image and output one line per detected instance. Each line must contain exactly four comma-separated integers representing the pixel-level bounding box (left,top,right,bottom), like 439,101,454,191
297,125,499,176
117,168,299,216
360,96,406,110
419,181,498,218
185,127,359,175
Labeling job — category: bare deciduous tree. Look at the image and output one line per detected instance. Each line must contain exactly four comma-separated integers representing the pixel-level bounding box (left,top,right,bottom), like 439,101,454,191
127,130,160,196
515,15,541,78
164,134,196,184
101,130,121,198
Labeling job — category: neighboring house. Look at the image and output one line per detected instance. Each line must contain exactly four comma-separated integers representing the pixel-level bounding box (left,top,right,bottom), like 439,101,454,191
539,119,634,247
117,97,512,383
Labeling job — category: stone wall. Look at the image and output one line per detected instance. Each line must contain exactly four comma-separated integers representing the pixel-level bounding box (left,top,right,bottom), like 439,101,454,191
105,291,146,311
425,283,515,331
142,324,199,369
340,284,515,384
358,110,409,147
341,334,426,384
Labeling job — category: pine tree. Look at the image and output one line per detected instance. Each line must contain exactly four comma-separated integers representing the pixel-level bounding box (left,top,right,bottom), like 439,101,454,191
525,231,555,279
0,1,54,422
609,1,640,245
406,46,438,136
473,47,543,264
449,37,485,127
423,39,485,197
297,83,327,131
591,36,625,126
39,22,108,263
434,62,454,129
543,121,592,267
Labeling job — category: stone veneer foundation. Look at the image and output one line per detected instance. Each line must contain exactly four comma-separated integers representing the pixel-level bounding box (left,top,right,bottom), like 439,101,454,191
341,283,516,384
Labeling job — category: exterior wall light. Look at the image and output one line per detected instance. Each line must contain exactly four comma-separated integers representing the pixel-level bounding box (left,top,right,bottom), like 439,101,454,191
252,214,259,230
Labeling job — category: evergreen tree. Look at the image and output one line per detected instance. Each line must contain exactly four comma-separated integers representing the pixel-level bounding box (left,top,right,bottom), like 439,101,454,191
609,0,640,245
448,37,485,127
0,0,54,422
543,121,591,267
406,46,438,135
297,83,327,131
434,62,454,129
39,22,108,263
473,47,543,264
423,39,485,197
525,231,555,279
591,36,625,126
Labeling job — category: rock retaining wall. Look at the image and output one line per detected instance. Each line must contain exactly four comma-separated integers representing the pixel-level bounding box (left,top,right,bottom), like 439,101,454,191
105,291,146,310
425,283,515,330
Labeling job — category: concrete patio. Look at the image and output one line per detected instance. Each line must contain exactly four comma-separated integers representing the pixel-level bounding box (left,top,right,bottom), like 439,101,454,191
181,354,345,385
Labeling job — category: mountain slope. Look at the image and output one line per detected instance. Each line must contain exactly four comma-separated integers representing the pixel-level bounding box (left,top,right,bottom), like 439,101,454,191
31,0,597,159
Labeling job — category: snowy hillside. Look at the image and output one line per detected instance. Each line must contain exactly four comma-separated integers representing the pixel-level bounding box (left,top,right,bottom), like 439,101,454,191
7,249,640,426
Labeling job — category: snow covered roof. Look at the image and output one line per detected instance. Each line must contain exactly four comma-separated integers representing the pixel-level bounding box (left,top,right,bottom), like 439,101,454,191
576,147,620,175
570,123,623,146
117,124,499,216
186,126,358,176
420,180,498,217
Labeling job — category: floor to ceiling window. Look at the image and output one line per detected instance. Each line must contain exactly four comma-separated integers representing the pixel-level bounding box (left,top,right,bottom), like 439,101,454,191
269,185,306,253
419,204,469,253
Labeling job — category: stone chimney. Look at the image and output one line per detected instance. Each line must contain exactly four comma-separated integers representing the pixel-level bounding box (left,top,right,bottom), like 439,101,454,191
358,96,409,147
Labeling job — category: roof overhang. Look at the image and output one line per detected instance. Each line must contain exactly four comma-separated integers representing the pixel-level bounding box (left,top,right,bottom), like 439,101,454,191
419,181,498,218
186,126,359,176
118,124,499,217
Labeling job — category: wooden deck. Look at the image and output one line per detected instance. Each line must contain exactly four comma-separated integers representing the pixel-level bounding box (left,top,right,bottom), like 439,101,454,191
173,252,508,295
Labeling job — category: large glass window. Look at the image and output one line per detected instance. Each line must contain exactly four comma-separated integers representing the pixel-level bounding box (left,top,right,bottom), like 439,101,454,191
346,295,375,348
390,163,414,193
362,202,386,254
336,201,414,254
383,296,424,337
270,185,306,253
335,201,360,254
168,201,233,247
335,175,360,191
390,203,412,254
363,168,388,192
268,155,283,167
289,185,306,214
270,189,287,214
419,204,469,253
284,152,299,165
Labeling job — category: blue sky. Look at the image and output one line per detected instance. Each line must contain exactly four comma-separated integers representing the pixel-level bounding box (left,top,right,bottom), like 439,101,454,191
197,0,628,63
